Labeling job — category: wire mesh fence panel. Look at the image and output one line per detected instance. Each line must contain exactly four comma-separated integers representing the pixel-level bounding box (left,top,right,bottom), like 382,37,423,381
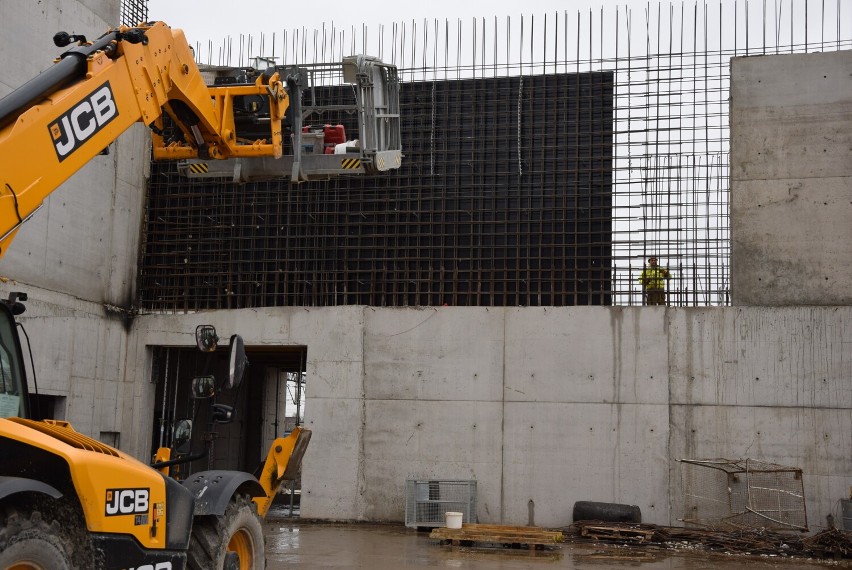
404,479,477,528
680,458,808,531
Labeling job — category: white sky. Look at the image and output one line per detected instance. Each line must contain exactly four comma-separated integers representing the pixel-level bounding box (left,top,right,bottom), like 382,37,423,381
144,0,849,69
145,1,649,46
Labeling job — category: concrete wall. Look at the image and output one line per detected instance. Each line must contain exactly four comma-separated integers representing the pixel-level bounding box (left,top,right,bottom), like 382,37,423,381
667,308,852,526
8,296,847,528
0,284,132,439
731,50,852,305
120,306,851,531
357,307,671,526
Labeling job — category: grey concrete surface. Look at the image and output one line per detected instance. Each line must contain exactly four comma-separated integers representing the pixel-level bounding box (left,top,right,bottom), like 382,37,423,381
0,285,131,437
0,0,115,95
261,518,844,569
666,308,852,522
731,50,852,305
120,305,852,531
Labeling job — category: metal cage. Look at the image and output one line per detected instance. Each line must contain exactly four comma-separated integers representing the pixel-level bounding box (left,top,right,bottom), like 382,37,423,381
404,479,477,528
679,458,808,531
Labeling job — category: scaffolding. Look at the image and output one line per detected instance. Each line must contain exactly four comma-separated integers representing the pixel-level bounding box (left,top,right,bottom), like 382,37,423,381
139,1,852,310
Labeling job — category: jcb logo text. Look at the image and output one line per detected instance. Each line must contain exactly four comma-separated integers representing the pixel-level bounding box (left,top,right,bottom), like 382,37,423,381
105,488,149,516
49,81,118,161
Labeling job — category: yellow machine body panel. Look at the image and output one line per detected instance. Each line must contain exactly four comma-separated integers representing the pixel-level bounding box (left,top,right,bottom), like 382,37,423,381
1,417,170,550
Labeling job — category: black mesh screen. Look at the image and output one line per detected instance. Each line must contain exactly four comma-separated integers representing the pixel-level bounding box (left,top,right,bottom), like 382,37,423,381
139,71,614,310
120,0,147,26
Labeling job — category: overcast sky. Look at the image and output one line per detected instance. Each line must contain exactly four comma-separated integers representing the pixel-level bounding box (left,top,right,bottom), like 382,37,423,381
144,0,849,68
145,0,651,52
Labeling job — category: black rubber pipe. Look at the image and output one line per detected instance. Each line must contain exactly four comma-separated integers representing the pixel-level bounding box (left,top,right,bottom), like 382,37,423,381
0,32,119,129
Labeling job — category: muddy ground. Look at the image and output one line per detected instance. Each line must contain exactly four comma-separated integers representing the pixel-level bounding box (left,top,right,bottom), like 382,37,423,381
262,516,852,570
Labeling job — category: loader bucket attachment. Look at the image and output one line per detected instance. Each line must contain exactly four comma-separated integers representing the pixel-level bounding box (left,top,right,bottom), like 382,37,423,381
253,426,312,518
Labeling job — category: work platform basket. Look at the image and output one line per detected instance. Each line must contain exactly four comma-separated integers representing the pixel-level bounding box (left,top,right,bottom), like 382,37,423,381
404,479,477,528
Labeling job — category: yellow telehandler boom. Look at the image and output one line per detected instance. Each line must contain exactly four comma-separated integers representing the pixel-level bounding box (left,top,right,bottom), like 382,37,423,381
0,19,405,569
0,21,401,259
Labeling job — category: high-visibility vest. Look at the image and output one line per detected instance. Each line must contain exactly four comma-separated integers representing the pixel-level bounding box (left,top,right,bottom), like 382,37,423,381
639,266,670,290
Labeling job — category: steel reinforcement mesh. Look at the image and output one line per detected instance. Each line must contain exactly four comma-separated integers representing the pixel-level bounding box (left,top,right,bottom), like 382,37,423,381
138,1,852,311
120,0,146,27
142,72,612,309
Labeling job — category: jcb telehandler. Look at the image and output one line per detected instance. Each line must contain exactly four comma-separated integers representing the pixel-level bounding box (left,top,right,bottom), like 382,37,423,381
1,307,310,569
0,18,401,569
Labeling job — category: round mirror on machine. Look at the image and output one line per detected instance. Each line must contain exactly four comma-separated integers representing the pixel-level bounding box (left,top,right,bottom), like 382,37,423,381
226,334,247,390
195,325,218,352
173,419,193,454
191,375,216,399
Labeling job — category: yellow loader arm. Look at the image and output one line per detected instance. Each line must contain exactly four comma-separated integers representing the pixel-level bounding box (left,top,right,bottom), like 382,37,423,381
0,21,288,259
253,426,312,518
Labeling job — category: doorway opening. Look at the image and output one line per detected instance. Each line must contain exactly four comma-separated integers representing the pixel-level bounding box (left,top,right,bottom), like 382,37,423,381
149,342,307,513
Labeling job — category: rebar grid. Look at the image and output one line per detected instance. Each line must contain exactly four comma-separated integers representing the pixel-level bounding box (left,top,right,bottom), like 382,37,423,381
120,0,147,28
139,2,852,310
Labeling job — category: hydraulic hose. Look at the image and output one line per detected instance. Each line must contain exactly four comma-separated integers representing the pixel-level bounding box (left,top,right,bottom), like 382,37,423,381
0,31,120,129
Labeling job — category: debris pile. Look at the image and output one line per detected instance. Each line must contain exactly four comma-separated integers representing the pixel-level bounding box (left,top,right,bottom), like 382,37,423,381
568,521,852,560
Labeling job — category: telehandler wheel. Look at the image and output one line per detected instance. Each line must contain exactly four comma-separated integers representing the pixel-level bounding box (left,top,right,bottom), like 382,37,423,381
187,494,265,570
0,510,74,570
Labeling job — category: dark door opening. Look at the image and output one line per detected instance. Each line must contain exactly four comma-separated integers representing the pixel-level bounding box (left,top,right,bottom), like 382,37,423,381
25,394,65,422
149,343,307,486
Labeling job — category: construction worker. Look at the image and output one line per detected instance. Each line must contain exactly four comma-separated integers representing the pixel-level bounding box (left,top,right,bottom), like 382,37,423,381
639,257,670,306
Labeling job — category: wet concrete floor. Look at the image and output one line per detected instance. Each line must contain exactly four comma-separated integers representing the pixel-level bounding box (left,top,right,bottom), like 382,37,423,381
262,516,849,570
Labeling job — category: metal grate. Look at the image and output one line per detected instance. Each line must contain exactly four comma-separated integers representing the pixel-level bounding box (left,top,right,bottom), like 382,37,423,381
138,2,852,310
119,0,147,27
679,458,808,531
404,479,477,528
141,71,613,309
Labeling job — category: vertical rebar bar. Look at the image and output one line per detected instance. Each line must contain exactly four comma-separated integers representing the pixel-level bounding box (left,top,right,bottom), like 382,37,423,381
140,1,852,311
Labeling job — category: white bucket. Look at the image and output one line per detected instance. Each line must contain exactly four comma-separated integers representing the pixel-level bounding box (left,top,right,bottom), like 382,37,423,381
445,511,463,529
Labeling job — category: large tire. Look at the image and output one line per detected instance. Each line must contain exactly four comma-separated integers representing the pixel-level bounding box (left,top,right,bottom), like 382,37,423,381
0,509,74,570
187,494,265,570
572,500,642,523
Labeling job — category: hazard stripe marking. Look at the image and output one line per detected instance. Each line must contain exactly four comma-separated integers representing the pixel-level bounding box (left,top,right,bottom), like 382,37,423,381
341,158,361,169
188,163,209,174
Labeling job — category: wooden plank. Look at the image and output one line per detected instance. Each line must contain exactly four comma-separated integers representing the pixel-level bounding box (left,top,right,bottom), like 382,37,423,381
430,531,562,544
460,523,562,537
430,524,563,546
580,524,654,543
